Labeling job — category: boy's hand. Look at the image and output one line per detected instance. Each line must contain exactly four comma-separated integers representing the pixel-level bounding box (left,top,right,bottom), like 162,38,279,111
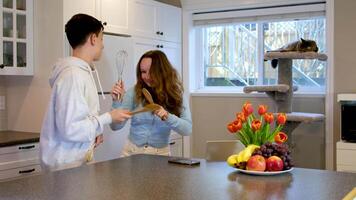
111,80,125,101
110,109,131,123
94,134,104,148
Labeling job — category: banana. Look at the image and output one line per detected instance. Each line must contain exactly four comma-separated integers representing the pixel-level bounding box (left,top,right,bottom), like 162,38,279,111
227,144,260,168
226,154,239,167
237,144,260,163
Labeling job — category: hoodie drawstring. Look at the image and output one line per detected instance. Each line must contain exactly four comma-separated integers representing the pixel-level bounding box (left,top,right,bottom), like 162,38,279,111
87,65,106,100
94,68,106,100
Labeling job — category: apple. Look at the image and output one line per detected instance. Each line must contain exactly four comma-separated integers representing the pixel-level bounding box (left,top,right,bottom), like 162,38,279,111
266,156,284,171
246,155,266,171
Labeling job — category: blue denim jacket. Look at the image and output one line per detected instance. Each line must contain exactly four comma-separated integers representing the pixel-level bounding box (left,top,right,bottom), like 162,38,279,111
111,87,192,148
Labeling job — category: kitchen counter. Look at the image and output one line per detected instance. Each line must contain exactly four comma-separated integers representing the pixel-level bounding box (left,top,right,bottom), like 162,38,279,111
0,131,40,147
0,154,355,200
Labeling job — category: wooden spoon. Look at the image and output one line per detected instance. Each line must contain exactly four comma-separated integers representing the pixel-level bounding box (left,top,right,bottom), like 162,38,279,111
142,88,154,104
130,103,161,115
142,88,167,120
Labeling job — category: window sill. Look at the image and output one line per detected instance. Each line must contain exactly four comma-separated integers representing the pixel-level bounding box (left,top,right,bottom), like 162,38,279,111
190,89,325,98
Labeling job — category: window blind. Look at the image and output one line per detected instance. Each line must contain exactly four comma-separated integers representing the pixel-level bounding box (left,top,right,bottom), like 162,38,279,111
193,2,326,26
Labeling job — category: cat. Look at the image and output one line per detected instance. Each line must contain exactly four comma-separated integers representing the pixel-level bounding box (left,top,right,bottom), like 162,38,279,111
268,38,319,68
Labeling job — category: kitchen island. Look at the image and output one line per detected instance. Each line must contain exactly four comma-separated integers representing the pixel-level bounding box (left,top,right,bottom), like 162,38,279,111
0,154,355,200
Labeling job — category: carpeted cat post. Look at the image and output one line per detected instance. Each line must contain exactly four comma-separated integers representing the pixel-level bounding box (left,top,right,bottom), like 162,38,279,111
244,52,327,148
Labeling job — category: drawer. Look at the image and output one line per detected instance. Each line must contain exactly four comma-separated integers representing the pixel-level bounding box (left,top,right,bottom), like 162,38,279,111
0,149,39,171
337,149,356,165
0,143,39,155
170,138,182,157
0,164,41,181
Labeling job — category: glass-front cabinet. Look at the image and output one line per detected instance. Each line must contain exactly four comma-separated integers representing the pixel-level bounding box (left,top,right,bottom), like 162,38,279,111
1,0,33,75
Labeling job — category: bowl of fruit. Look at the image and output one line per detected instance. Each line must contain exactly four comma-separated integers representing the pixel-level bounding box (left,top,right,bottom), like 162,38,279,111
226,102,294,175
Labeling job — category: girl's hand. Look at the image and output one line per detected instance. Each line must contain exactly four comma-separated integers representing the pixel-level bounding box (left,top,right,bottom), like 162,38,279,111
154,106,168,121
111,80,125,101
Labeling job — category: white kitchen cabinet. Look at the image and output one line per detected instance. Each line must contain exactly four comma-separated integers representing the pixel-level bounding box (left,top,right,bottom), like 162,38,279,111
96,0,131,35
0,0,33,75
337,141,356,173
170,132,183,157
131,0,181,43
133,37,182,75
63,0,96,23
0,142,41,181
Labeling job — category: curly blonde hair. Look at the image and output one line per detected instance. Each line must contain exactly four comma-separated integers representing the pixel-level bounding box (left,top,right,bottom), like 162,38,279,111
134,50,183,116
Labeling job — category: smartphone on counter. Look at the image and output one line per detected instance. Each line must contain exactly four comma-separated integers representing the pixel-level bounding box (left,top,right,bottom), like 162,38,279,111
168,157,201,166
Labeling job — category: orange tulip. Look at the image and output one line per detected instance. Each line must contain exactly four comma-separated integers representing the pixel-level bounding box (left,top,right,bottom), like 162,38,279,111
264,113,274,124
277,113,287,125
251,119,262,131
232,120,242,131
236,112,246,123
227,123,236,133
242,102,254,117
274,132,288,143
258,105,268,115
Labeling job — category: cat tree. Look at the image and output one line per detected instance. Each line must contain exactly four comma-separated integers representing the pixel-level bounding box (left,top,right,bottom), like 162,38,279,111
243,51,328,146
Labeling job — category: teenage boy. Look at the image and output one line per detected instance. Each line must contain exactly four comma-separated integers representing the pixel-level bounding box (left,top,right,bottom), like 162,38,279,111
40,14,131,171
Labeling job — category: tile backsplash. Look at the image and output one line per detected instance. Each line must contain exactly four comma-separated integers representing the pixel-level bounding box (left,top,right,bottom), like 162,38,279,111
0,78,7,130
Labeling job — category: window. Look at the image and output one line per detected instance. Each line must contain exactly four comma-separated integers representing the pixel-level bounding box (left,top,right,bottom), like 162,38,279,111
193,5,327,93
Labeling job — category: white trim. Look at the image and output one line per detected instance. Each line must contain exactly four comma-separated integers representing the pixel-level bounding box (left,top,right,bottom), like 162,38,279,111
182,10,193,158
193,16,327,93
337,94,356,102
192,3,325,21
190,91,325,98
325,0,334,170
182,0,325,12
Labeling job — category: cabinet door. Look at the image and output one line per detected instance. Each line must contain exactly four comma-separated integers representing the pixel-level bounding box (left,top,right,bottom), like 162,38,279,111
157,4,181,43
0,0,33,75
97,0,131,35
131,0,158,40
160,41,181,75
63,0,96,23
170,138,182,157
133,37,181,75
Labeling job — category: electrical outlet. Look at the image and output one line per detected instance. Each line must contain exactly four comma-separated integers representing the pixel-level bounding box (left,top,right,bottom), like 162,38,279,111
0,96,5,110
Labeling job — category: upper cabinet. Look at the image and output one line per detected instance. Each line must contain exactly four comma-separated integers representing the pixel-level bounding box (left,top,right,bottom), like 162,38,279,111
96,0,131,35
133,37,181,75
131,0,181,43
63,0,182,43
63,0,96,23
0,0,33,75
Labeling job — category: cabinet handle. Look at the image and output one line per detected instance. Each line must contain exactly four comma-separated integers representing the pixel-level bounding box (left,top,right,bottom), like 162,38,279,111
19,145,35,150
156,31,160,35
19,168,35,174
160,45,163,48
169,141,176,145
160,32,164,35
156,45,160,48
103,22,107,26
0,64,4,69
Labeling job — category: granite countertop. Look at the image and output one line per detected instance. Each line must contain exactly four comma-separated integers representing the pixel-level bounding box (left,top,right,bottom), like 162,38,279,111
0,154,356,200
0,131,40,147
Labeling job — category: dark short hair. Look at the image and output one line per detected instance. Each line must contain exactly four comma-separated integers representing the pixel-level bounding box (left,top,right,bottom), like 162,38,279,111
65,13,104,49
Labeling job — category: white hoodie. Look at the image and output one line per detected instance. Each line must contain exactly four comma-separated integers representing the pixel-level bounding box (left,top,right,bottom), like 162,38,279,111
40,57,111,171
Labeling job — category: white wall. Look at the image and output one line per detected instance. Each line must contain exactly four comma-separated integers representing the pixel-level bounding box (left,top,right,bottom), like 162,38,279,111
5,0,64,132
0,78,6,131
182,0,327,169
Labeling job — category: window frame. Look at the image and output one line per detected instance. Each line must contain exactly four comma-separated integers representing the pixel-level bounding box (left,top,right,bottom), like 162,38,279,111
192,7,327,94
